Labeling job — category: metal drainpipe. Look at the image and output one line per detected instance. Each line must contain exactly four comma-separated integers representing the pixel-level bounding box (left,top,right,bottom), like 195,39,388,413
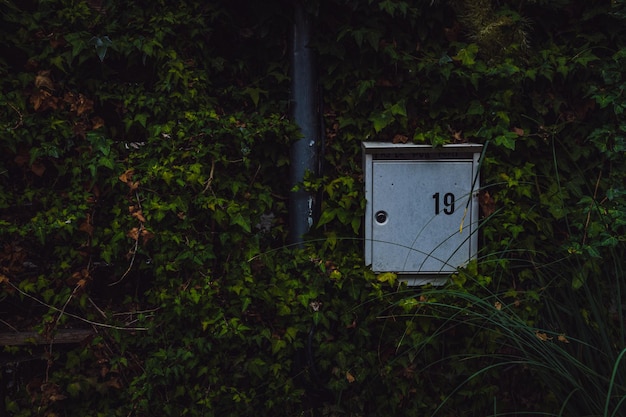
289,0,319,246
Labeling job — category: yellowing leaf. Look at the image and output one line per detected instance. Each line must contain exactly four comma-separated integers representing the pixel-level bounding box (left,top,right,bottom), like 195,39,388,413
316,208,336,228
377,272,397,285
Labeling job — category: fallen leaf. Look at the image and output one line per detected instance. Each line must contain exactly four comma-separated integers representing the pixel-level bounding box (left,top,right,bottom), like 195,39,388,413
392,134,408,144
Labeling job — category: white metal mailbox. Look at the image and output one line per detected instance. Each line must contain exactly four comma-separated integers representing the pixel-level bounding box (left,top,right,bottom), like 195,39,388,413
363,142,482,285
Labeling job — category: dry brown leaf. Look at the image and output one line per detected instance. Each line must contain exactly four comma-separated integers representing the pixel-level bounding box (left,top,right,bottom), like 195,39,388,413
392,134,408,144
452,130,464,142
79,220,93,236
119,169,134,184
92,116,105,129
14,152,29,167
479,190,496,217
346,371,355,383
49,36,66,49
141,229,155,245
64,92,94,116
132,210,146,223
127,227,140,241
30,89,55,111
535,330,552,342
72,121,88,139
106,377,122,389
35,70,54,90
31,160,46,176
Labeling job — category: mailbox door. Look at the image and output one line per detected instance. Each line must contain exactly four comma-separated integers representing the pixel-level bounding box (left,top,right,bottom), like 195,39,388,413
371,160,475,273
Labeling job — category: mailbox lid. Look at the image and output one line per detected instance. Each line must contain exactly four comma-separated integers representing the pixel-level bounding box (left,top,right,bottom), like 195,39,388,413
362,141,484,159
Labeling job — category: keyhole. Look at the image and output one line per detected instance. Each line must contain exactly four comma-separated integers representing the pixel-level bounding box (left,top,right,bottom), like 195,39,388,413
375,211,388,224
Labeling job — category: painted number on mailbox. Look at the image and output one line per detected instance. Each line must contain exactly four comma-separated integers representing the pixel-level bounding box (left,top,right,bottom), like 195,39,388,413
432,192,455,215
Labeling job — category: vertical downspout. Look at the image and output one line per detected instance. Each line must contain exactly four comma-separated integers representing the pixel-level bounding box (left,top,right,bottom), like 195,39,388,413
289,0,319,246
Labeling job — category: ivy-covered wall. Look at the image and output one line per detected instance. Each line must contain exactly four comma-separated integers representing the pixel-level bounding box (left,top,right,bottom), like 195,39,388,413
2,0,626,416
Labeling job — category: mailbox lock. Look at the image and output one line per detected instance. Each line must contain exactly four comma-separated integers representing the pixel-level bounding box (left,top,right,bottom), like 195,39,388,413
375,211,388,224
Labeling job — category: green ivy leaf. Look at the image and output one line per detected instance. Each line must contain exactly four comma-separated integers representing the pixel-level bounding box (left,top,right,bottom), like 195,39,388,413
495,132,517,150
230,212,251,233
90,35,113,62
317,208,336,228
453,44,479,66
370,112,393,133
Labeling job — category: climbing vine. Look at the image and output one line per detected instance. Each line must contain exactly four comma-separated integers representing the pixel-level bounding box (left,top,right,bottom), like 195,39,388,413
1,0,626,416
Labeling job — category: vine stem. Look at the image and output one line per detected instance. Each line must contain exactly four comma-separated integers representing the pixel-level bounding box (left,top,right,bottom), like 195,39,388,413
46,283,82,382
582,170,602,245
109,189,142,287
5,280,149,332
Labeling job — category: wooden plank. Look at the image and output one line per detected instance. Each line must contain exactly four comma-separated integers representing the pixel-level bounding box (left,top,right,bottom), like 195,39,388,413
0,329,94,346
